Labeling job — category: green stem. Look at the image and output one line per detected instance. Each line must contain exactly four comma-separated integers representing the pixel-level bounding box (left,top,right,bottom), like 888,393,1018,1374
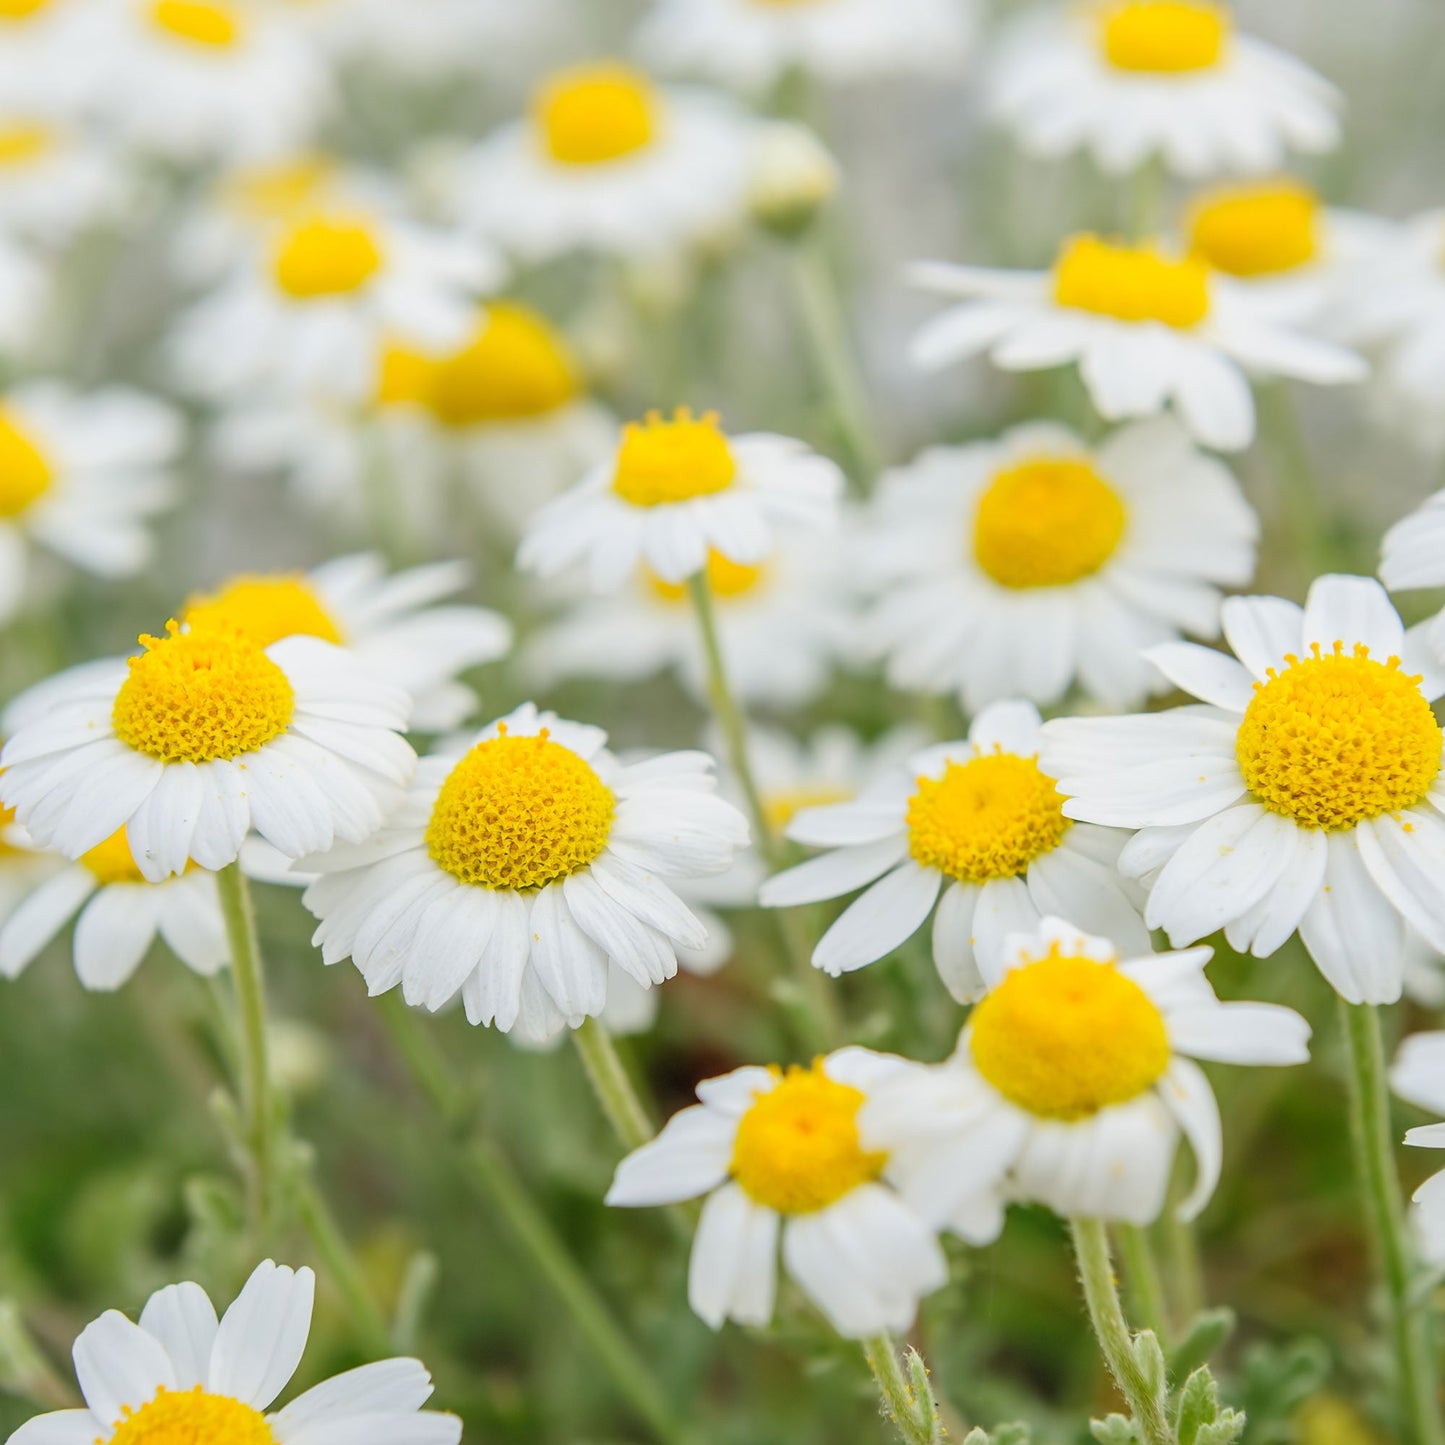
1339,1000,1445,1445
863,1333,941,1445
293,1169,394,1357
1128,155,1167,239
1116,1224,1171,1345
573,1016,655,1154
1160,1155,1206,1328
1259,381,1335,576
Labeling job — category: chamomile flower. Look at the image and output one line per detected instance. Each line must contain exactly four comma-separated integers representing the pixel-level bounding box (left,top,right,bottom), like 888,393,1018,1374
519,408,843,590
182,553,512,733
0,384,182,626
909,232,1365,451
865,917,1310,1228
5,1258,459,1445
0,115,125,244
300,703,749,1042
606,1047,948,1336
635,0,975,91
0,620,416,883
760,701,1149,1001
988,1,1340,179
858,417,1258,712
1390,1031,1445,1266
456,62,759,264
1040,575,1445,1005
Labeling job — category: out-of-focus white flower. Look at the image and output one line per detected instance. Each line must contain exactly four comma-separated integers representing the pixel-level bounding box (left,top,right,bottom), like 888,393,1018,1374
0,0,102,122
747,121,839,238
1391,1032,1445,1267
0,234,47,354
0,116,126,244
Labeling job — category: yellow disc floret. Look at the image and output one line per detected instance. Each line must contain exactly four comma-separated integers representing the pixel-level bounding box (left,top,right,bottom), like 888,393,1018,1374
80,827,150,886
1101,1,1228,73
0,406,52,519
427,727,615,890
533,63,658,166
108,1385,276,1445
112,622,295,764
1187,179,1320,278
0,124,51,167
612,408,736,507
427,304,581,427
150,0,243,47
272,214,383,300
1236,643,1442,831
645,548,766,603
974,455,1127,588
731,1060,887,1214
183,575,344,649
906,752,1070,884
970,945,1171,1120
1054,234,1210,327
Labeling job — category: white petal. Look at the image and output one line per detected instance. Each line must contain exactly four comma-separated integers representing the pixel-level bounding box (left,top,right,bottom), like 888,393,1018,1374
1158,1058,1223,1221
138,1282,218,1391
812,863,942,976
208,1262,315,1409
73,1313,176,1427
687,1184,779,1330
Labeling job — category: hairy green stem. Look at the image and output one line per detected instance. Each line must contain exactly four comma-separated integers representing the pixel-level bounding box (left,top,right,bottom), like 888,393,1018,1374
863,1333,941,1445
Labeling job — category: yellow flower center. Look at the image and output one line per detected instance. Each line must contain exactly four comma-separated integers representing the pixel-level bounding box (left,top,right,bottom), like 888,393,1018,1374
0,124,51,167
108,1385,276,1445
1054,234,1211,328
427,304,580,428
111,623,296,765
533,63,658,167
0,800,20,861
375,342,437,408
970,946,1171,1120
0,0,55,19
730,1061,887,1214
149,0,243,48
764,785,853,834
272,214,383,300
1100,1,1228,73
80,827,150,885
1236,644,1443,831
426,728,615,890
645,548,765,602
612,408,736,507
906,753,1070,884
222,154,335,222
0,406,52,519
1186,179,1320,278
183,575,344,650
973,455,1127,589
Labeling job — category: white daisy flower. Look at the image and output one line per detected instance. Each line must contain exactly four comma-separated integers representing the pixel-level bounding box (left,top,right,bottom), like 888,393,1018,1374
988,1,1340,179
858,417,1258,712
635,0,975,91
519,407,843,590
299,703,750,1043
0,116,126,244
759,700,1149,1002
606,1047,949,1337
0,619,416,883
1039,575,1445,1006
0,0,102,122
865,917,1310,1229
181,553,512,733
5,1258,459,1445
0,384,182,627
456,62,759,264
909,232,1366,451
1391,1031,1445,1268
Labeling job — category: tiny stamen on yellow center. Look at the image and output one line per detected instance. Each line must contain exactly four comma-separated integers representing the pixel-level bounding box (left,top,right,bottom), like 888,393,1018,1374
150,0,243,47
1186,179,1321,278
80,827,151,886
183,575,344,650
223,155,335,221
427,304,580,427
111,622,296,764
0,124,52,167
272,214,383,300
764,785,853,835
974,455,1127,588
970,946,1171,1120
427,727,615,890
1101,1,1228,73
533,63,658,166
612,408,736,507
108,1385,277,1445
1236,643,1443,831
906,752,1070,884
645,548,766,603
1054,234,1210,327
730,1060,886,1214
0,406,52,519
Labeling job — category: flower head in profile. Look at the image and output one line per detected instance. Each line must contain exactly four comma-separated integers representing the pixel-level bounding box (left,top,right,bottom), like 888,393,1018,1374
4,1258,459,1445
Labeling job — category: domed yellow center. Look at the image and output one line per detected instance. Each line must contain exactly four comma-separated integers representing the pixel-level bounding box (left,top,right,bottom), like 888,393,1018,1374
764,785,853,835
150,0,243,47
645,548,765,603
0,124,51,167
112,623,295,764
1236,644,1442,831
731,1061,886,1214
108,1385,276,1445
223,155,335,222
427,728,615,890
272,214,383,300
970,947,1171,1120
1054,234,1210,327
0,0,55,19
1101,1,1228,73
428,304,580,427
0,407,52,519
973,455,1127,588
183,575,344,650
80,827,151,886
534,64,658,167
612,409,736,507
1186,179,1320,278
906,753,1070,884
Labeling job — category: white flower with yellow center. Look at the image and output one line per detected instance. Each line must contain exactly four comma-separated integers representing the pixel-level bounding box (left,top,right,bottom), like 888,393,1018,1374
457,62,759,264
1040,575,1445,1005
0,0,101,121
181,554,511,733
1391,1031,1445,1267
0,116,125,243
299,703,749,1042
606,1047,949,1336
910,231,1365,451
0,618,416,883
858,417,1257,712
988,1,1340,178
520,407,842,590
0,384,181,626
866,917,1310,1229
760,701,1149,1001
5,1258,459,1445
636,0,975,91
